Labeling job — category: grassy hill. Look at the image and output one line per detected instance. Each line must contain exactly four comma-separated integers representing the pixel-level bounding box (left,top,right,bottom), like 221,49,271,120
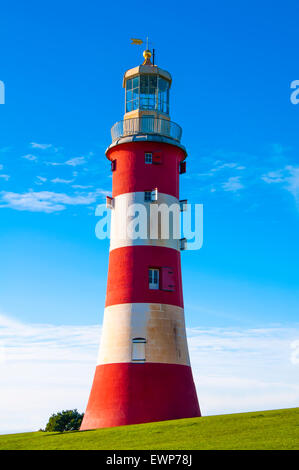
0,408,298,450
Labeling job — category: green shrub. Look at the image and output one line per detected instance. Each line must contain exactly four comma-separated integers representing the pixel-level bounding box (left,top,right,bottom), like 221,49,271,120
45,409,84,432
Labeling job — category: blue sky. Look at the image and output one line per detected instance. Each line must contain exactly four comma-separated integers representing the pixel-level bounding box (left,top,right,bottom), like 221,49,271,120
0,0,298,431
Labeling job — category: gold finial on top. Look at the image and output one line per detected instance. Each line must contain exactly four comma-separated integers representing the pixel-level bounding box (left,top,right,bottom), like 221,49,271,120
143,49,152,60
142,49,152,65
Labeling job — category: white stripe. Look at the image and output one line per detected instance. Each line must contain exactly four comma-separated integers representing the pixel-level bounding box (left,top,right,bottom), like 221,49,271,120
97,303,191,366
109,192,181,252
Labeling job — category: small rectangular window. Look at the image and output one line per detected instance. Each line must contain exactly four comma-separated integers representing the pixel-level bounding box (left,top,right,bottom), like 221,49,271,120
179,161,186,174
126,101,133,112
111,160,116,171
144,191,152,202
179,199,187,211
106,196,114,209
149,268,159,290
151,188,158,201
132,338,146,362
132,98,138,110
180,238,187,251
145,153,152,164
144,189,158,202
132,77,139,89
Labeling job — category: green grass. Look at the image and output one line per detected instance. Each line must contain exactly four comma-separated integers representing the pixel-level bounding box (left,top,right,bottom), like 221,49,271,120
0,408,298,450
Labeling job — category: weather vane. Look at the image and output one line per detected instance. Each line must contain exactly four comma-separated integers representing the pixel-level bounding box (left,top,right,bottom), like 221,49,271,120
130,37,155,65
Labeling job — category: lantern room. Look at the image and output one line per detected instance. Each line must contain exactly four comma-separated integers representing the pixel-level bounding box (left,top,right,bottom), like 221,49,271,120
122,50,172,121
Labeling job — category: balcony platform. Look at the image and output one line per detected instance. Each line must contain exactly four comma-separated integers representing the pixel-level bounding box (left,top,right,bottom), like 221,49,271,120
111,117,182,143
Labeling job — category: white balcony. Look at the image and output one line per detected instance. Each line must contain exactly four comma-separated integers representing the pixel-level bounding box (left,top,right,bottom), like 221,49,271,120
111,117,182,143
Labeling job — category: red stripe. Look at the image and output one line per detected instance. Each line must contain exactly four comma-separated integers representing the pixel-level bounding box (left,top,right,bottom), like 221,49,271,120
106,142,186,199
105,246,183,308
80,362,201,430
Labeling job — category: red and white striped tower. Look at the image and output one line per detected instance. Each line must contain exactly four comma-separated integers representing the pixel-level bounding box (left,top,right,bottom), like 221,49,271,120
81,49,201,430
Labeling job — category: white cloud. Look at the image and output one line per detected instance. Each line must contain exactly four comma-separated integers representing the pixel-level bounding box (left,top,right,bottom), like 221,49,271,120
212,162,239,172
188,326,299,416
65,157,86,167
51,178,74,184
222,176,244,192
0,312,101,433
262,165,299,204
0,189,106,213
290,340,299,365
46,156,87,167
22,154,38,162
0,312,298,433
30,143,52,150
36,176,47,183
0,174,10,181
72,184,94,189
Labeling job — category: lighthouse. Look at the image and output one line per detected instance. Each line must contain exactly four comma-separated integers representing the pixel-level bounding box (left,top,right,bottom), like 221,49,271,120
80,49,201,430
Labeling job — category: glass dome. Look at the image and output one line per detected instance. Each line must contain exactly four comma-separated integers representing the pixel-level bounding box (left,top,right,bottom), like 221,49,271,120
125,74,170,114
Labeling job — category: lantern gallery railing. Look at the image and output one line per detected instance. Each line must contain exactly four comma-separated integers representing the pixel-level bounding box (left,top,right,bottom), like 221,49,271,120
111,117,182,143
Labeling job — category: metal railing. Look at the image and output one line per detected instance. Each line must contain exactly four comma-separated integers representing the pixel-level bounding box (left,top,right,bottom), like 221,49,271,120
111,117,182,143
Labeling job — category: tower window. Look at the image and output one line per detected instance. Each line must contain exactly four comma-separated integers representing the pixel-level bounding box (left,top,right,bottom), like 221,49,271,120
144,191,152,202
132,337,146,362
180,238,187,251
179,161,186,174
179,199,187,211
106,196,114,209
145,153,152,164
149,268,159,290
144,188,158,202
